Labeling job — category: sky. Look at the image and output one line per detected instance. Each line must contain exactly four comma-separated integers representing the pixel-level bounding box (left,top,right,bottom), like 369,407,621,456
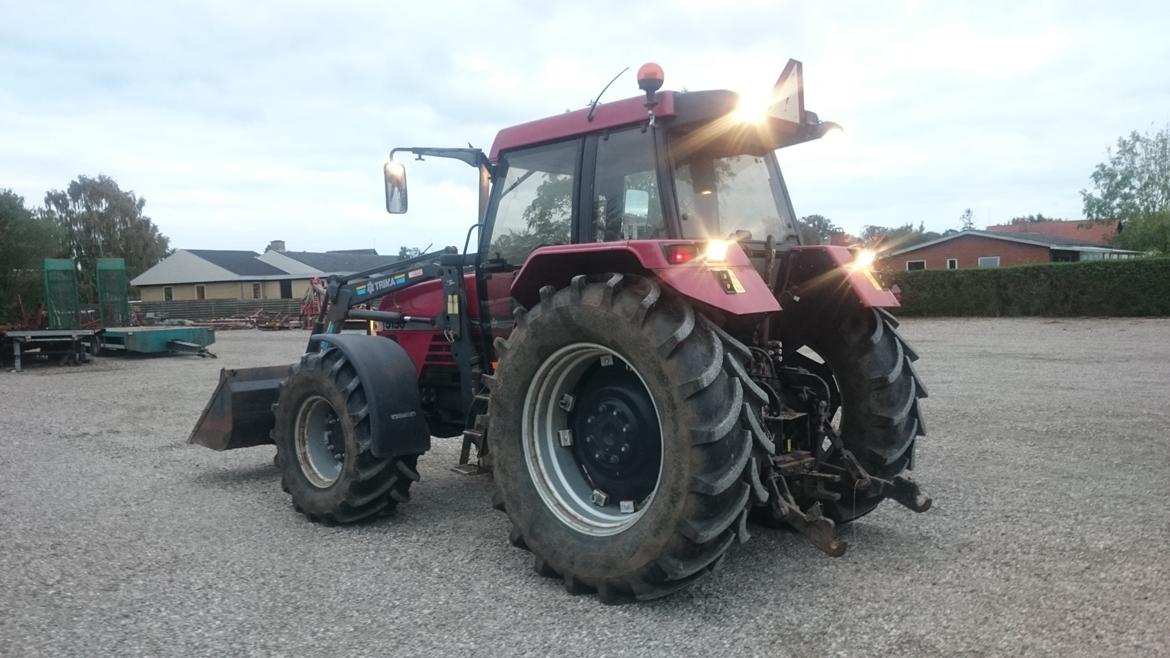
2,0,1168,253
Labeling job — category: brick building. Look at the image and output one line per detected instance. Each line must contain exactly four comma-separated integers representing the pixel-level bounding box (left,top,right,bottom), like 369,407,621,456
878,230,1140,272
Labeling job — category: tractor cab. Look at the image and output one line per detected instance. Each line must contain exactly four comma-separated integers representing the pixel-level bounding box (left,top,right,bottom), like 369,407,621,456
385,60,840,275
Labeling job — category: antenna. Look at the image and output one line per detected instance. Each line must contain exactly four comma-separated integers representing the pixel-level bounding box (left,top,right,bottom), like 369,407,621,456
587,66,630,123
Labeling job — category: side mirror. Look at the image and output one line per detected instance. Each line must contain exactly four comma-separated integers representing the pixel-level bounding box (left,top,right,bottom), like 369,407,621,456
384,161,408,214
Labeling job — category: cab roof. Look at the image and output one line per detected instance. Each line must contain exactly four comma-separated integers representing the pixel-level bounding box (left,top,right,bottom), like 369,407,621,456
488,90,743,162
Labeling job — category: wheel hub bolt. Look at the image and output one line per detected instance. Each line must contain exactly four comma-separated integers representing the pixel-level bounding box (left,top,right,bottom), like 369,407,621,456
591,489,609,506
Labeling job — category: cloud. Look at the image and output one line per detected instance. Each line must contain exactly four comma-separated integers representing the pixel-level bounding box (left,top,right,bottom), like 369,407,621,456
1,0,1168,250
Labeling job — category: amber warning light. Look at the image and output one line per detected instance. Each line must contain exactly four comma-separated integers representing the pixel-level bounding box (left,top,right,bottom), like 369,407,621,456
637,63,664,95
637,62,665,124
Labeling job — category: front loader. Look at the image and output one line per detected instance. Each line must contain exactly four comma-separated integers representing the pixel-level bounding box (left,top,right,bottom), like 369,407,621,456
190,59,931,602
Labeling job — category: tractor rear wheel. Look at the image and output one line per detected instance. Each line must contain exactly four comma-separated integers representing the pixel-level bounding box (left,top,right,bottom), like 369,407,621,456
797,308,927,522
273,349,419,524
486,274,758,603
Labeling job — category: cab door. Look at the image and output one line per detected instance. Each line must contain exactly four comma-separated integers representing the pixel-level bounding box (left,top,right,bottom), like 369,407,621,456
581,126,670,243
478,137,584,345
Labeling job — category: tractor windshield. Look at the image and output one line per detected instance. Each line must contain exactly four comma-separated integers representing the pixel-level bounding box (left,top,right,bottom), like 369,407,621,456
669,135,798,244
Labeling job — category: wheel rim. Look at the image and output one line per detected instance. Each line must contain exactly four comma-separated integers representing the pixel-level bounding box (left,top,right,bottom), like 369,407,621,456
294,395,345,488
522,343,663,537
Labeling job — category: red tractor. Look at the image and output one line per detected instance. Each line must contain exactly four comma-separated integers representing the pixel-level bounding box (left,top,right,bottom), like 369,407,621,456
191,60,930,603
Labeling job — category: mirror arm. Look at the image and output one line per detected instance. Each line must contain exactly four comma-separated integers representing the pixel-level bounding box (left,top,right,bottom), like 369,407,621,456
390,147,494,176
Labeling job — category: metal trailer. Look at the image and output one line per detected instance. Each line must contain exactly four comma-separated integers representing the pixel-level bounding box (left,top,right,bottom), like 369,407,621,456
3,329,98,372
99,326,216,357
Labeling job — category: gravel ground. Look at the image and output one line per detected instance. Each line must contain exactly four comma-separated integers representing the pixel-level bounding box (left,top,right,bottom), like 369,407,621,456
1,319,1168,657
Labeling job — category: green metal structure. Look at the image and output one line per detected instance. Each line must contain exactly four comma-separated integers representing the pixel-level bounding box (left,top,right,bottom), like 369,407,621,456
96,257,130,327
42,258,80,330
100,326,215,356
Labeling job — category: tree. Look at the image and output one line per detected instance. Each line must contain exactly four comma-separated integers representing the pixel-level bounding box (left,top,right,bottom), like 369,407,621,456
1009,213,1060,224
1081,126,1170,253
959,208,975,231
859,221,942,252
0,189,62,321
863,222,917,246
798,214,838,244
40,175,170,299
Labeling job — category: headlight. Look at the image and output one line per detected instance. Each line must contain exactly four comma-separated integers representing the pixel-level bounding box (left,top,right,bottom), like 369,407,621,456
706,240,730,262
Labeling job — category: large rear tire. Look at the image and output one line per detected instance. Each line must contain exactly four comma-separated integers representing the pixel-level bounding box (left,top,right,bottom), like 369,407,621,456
273,349,420,524
801,308,927,522
486,274,761,603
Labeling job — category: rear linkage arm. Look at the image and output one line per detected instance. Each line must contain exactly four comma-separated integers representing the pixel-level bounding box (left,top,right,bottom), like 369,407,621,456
815,406,932,515
762,368,932,557
766,468,848,557
775,365,932,515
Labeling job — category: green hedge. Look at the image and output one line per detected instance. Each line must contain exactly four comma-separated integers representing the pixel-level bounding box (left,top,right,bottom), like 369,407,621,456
882,257,1170,317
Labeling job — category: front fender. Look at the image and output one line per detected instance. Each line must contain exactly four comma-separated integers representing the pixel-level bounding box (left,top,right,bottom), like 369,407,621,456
511,241,780,318
308,333,430,459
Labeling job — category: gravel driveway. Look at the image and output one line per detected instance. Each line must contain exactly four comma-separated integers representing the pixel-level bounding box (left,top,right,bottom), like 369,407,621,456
2,319,1167,656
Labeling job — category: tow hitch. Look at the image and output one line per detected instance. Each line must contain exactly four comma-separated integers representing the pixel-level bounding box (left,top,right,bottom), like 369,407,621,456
766,471,847,557
768,444,933,558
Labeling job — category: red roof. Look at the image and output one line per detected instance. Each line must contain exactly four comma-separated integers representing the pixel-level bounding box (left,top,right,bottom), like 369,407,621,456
985,220,1118,246
489,93,677,161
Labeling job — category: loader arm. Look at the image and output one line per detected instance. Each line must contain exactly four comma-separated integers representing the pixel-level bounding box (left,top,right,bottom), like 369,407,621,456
314,246,486,412
190,247,486,452
312,246,458,335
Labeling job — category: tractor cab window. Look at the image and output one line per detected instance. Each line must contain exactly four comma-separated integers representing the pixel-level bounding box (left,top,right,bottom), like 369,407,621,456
592,128,665,242
672,148,797,244
669,123,795,243
488,139,580,265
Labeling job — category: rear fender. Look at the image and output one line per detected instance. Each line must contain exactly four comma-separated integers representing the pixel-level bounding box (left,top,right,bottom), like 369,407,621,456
511,241,780,318
778,245,898,309
308,333,431,459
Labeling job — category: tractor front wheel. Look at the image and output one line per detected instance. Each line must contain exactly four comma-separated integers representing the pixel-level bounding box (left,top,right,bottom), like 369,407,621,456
273,349,419,524
486,274,758,603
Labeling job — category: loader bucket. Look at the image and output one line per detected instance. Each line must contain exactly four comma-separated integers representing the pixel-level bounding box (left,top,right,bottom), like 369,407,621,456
188,365,289,451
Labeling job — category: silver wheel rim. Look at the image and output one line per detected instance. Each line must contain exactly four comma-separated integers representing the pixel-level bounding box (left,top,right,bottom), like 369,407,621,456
294,395,344,488
522,343,663,537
